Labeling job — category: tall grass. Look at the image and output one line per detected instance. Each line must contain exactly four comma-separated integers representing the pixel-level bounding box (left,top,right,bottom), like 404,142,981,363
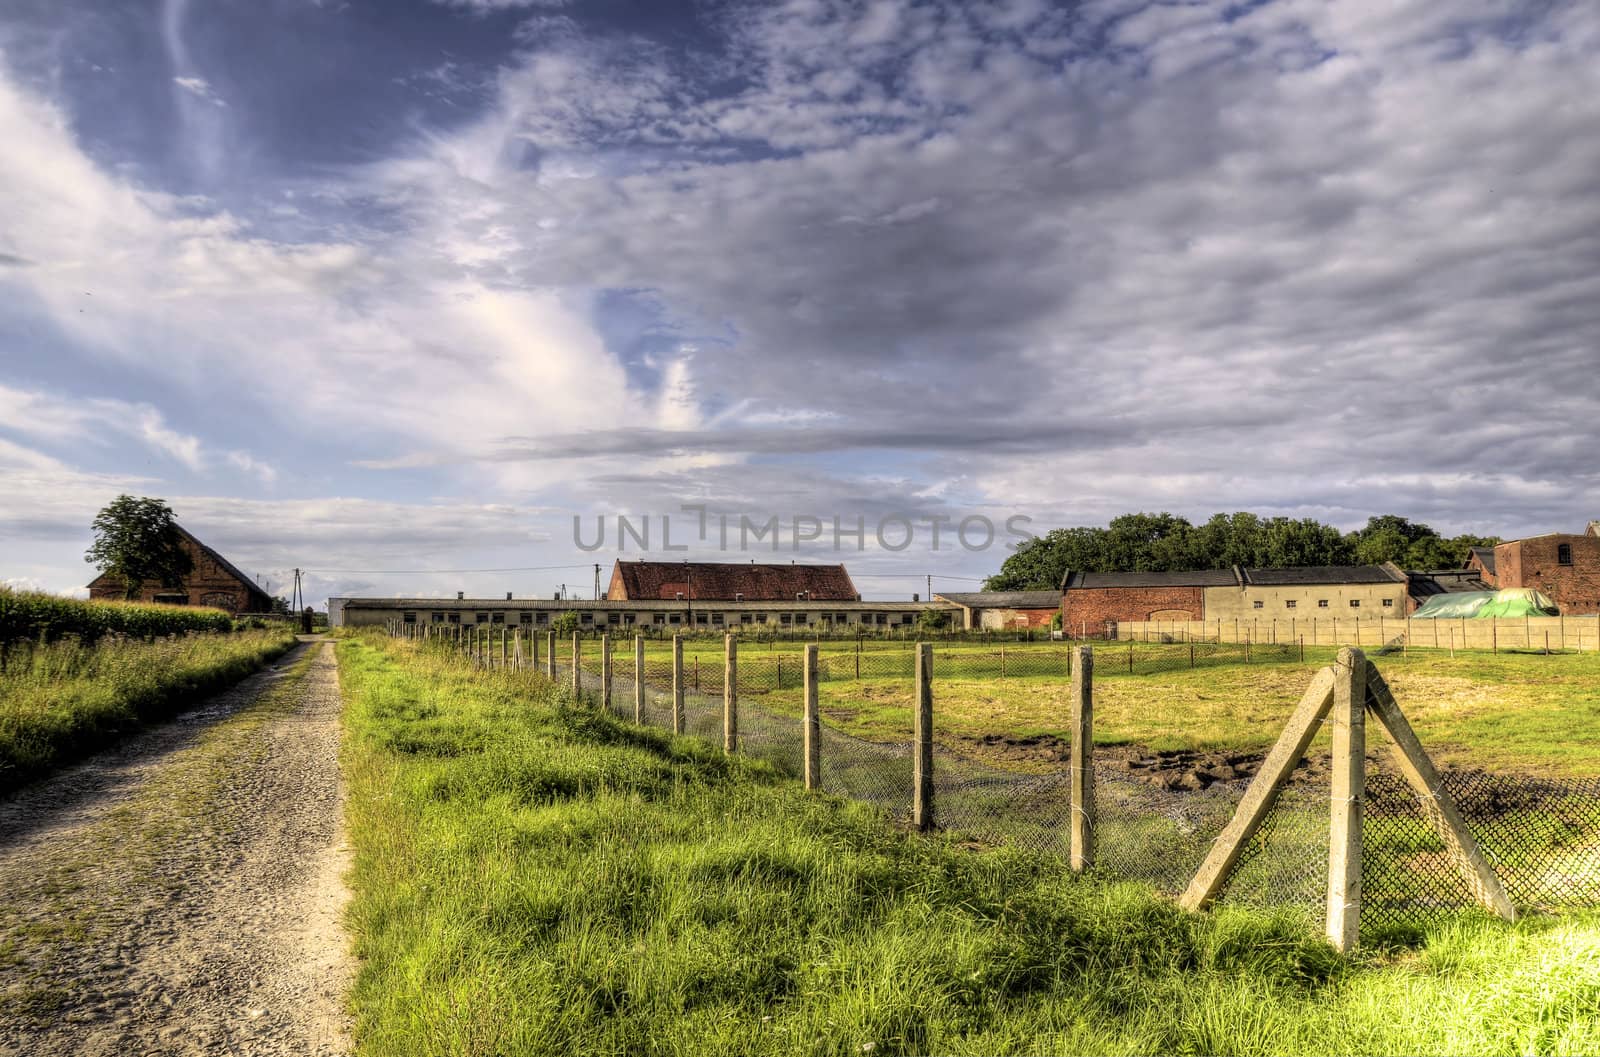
0,587,235,645
0,627,297,791
339,631,1600,1056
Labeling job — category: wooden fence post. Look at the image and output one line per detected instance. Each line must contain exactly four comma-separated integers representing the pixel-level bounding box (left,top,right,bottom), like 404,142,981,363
546,630,556,679
634,635,646,723
913,642,934,831
804,643,821,791
530,628,539,670
1069,645,1095,872
500,627,508,668
601,632,613,710
571,633,582,702
1327,647,1367,953
723,633,738,754
671,634,685,735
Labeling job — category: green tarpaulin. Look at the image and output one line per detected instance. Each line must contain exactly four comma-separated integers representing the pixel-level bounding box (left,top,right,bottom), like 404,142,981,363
1410,588,1558,619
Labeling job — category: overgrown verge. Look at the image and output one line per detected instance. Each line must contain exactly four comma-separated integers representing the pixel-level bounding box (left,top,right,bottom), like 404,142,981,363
0,627,298,792
338,631,1600,1056
0,587,236,643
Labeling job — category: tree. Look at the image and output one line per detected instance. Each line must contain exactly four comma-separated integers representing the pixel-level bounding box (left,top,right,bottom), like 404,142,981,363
915,607,951,633
84,496,193,601
551,611,580,637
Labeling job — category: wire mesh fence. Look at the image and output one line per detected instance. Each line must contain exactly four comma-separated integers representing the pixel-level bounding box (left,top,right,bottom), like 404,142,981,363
407,623,1600,938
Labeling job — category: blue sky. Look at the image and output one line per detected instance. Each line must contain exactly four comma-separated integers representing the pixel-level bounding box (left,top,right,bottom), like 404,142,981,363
1,0,1598,607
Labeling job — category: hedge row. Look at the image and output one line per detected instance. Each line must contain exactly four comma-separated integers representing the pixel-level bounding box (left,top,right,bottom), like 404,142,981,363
0,588,235,645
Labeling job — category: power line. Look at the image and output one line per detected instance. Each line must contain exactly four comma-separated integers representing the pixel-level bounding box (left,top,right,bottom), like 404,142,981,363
308,563,599,575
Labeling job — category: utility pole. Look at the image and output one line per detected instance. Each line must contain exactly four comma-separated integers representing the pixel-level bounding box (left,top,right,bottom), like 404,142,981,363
593,562,600,601
927,574,932,606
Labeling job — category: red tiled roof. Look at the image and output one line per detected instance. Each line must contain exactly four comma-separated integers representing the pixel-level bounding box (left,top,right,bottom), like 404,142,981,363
607,561,859,601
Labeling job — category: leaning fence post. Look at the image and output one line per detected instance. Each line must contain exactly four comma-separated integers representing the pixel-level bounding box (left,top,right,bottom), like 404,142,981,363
913,642,934,831
634,635,646,723
723,633,738,755
803,644,821,790
571,633,583,702
1070,645,1095,872
671,634,685,735
1327,647,1367,953
500,627,508,668
546,630,556,679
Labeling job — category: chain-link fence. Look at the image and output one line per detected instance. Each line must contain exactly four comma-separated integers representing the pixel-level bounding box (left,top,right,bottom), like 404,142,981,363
411,624,1600,938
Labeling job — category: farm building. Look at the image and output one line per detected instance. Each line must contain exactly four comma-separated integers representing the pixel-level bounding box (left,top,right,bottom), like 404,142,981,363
1483,525,1600,615
1466,546,1498,585
1407,569,1494,610
934,591,1060,630
1060,564,1409,633
334,596,948,631
606,560,860,602
86,525,273,615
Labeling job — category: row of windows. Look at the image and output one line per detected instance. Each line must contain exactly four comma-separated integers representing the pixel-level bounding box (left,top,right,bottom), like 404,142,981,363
1251,598,1396,610
401,610,917,626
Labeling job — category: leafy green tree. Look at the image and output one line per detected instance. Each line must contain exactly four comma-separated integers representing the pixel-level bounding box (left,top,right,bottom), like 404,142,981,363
1258,517,1354,567
551,611,580,637
985,527,1106,589
84,496,192,601
915,607,951,633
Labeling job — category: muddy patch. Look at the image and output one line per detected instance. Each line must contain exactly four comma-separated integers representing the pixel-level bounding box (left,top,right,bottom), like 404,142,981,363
960,734,1344,791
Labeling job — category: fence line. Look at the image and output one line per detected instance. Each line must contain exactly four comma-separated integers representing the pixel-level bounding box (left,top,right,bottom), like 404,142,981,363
393,622,1600,942
1116,614,1600,651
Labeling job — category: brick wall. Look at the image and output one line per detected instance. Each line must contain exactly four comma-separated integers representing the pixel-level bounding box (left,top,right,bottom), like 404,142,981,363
88,537,266,614
976,606,1058,630
1061,586,1205,631
1466,551,1498,588
1498,535,1600,614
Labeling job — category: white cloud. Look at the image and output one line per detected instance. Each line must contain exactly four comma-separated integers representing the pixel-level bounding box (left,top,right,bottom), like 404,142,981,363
172,75,226,107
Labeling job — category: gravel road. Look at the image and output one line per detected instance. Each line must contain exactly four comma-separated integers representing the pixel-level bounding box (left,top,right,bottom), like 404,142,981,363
0,637,353,1056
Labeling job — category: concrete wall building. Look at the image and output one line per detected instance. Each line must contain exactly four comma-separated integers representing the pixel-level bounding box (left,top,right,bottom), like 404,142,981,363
87,525,273,615
934,591,1060,630
337,597,947,631
1060,564,1408,632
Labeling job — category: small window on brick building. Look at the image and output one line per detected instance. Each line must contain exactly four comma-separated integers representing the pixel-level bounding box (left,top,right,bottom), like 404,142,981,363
520,612,533,624
403,611,417,623
1285,600,1297,609
1382,598,1394,607
475,612,489,623
1559,543,1573,565
492,612,505,624
1318,599,1329,608
1252,600,1264,609
431,612,445,623
1349,599,1361,608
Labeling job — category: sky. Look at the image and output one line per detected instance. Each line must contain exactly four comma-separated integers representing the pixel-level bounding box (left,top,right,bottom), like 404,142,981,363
1,0,1597,608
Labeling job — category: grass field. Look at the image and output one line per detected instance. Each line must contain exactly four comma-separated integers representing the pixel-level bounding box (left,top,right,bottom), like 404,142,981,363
0,627,298,792
338,631,1600,1056
542,636,1600,776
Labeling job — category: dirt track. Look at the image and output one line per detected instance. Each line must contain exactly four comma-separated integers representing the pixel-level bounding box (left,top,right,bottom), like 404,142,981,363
0,638,352,1056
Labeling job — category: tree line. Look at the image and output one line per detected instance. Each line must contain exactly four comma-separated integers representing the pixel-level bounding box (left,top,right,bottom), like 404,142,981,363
985,512,1499,591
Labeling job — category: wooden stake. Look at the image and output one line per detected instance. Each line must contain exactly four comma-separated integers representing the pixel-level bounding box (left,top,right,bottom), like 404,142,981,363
634,635,646,723
671,634,685,735
600,632,612,710
1181,666,1336,911
546,630,556,679
571,633,582,702
803,643,821,791
913,642,934,831
1069,646,1095,872
1364,670,1516,921
723,634,738,754
1327,647,1367,953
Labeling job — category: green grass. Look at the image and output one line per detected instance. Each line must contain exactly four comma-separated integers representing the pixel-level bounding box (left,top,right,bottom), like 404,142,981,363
338,631,1600,1056
0,627,298,791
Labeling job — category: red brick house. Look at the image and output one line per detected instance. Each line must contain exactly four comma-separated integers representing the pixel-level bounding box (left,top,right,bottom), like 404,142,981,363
1465,546,1498,587
606,560,860,601
1489,525,1600,614
87,525,273,615
1059,569,1239,630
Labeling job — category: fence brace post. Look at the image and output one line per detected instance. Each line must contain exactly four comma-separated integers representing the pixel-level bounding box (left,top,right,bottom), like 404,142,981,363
1070,645,1095,872
803,643,821,791
913,642,934,831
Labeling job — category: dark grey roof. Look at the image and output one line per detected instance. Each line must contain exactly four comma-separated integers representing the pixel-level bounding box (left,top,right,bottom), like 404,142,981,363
1469,547,1498,574
1407,571,1492,599
936,591,1061,609
1242,565,1405,586
1062,569,1240,589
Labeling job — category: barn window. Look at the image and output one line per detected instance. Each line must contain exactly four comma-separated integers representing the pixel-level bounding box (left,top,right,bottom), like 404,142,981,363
711,613,724,625
580,613,594,624
1349,599,1361,608
431,612,445,623
492,612,505,624
607,612,621,624
1382,598,1394,607
1559,544,1574,565
448,613,461,625
901,614,914,624
475,612,489,623
403,611,417,623
780,613,792,625
536,612,549,624
653,614,666,625
1285,600,1297,609
1252,600,1264,610
740,613,753,624
668,614,681,625
520,612,533,624
1317,600,1329,608
695,613,709,625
